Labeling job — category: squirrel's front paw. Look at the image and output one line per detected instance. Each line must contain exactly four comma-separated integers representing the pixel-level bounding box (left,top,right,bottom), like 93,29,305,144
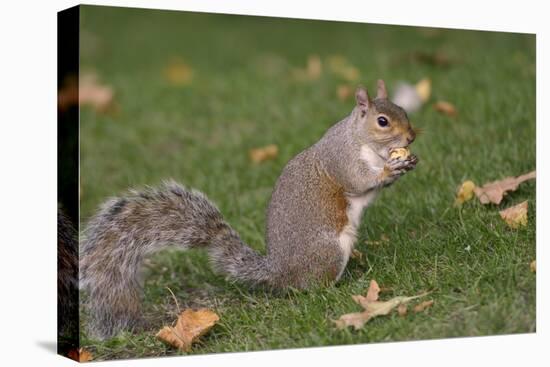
381,154,418,185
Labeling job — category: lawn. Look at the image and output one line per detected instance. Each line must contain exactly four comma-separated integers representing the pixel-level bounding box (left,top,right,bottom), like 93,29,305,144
78,5,536,361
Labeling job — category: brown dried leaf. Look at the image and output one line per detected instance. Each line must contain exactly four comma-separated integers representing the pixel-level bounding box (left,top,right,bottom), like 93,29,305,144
352,279,380,308
433,101,457,116
455,180,476,206
474,171,535,205
365,279,381,302
334,280,429,330
74,72,115,113
397,304,408,317
156,309,219,352
337,84,353,101
499,201,528,229
80,73,114,112
164,58,194,86
67,348,93,362
530,260,536,273
249,144,279,164
58,75,79,111
413,300,434,313
59,72,115,114
333,311,372,330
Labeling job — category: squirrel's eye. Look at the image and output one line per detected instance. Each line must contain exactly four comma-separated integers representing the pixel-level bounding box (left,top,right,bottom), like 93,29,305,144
377,116,389,127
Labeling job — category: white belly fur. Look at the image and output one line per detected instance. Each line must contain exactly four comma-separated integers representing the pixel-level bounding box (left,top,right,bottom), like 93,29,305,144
359,144,385,172
336,189,379,279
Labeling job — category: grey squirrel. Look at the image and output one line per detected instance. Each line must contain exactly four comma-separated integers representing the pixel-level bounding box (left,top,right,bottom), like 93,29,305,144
80,80,418,340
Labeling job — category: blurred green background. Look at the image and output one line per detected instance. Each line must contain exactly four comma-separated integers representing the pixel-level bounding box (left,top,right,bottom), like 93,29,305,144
78,5,535,361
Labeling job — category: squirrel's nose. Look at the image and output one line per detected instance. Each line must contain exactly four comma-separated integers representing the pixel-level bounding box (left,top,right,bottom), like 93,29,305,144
406,129,416,144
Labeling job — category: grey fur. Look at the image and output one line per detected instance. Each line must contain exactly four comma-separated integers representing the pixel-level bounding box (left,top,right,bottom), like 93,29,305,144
80,181,271,339
58,207,79,342
80,81,418,340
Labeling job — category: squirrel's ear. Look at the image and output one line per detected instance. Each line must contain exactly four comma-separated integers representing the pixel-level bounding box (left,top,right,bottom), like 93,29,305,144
376,79,388,99
355,86,371,115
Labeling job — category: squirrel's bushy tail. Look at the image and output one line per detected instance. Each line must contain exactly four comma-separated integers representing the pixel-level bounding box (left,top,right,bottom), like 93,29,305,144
80,180,270,340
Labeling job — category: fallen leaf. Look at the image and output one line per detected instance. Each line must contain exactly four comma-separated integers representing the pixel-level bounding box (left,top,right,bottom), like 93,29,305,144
327,55,359,81
474,171,535,205
397,304,408,316
334,280,429,330
306,55,322,79
293,55,322,81
499,201,528,229
415,78,432,102
164,58,194,86
57,75,79,111
58,72,115,113
433,101,457,116
67,348,93,362
413,300,434,313
156,309,219,352
333,311,372,330
366,279,381,302
352,280,381,308
336,84,353,101
455,180,476,205
79,72,115,112
530,260,536,273
249,144,279,164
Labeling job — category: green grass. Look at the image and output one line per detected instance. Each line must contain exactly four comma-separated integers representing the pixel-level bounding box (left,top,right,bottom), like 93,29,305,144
78,5,536,361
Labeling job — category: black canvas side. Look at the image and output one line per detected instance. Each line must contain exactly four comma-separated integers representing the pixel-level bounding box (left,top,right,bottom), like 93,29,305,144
57,4,80,359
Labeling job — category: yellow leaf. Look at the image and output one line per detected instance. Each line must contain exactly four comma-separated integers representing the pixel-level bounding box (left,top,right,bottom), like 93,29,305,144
249,144,279,164
530,260,536,273
499,201,528,229
164,59,194,86
156,309,219,352
455,180,476,205
415,78,431,102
